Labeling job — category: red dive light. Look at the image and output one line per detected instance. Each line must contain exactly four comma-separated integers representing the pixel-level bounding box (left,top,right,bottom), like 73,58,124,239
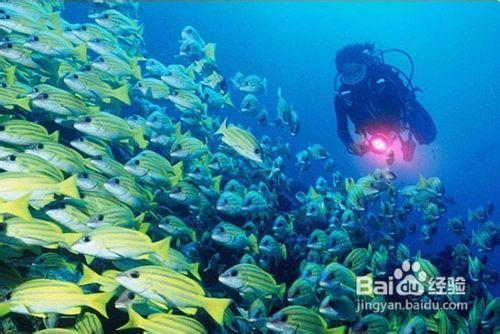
369,134,391,154
370,136,388,153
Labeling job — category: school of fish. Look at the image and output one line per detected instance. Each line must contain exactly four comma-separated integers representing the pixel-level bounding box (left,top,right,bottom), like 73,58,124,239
0,0,497,333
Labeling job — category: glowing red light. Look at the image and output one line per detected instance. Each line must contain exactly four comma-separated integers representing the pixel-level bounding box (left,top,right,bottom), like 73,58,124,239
371,137,387,153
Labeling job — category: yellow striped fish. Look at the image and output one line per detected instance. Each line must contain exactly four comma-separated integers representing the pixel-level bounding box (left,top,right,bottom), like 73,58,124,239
70,226,170,263
215,118,263,163
0,279,112,318
118,307,208,333
115,265,232,324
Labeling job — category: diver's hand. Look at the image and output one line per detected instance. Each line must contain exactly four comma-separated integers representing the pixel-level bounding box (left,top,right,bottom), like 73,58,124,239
347,143,367,156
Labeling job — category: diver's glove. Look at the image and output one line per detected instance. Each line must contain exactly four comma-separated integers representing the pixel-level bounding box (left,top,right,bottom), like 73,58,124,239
347,143,367,156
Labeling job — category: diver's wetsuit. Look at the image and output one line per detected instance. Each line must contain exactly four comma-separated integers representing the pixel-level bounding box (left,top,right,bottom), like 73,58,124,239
335,62,410,147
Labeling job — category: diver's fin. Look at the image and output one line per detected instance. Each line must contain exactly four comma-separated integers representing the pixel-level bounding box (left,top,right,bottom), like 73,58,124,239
407,100,437,145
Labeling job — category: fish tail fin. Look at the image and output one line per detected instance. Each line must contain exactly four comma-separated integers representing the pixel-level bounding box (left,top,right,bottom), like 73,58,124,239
117,306,144,330
262,78,267,95
326,325,347,334
281,244,288,260
135,212,146,225
223,92,234,107
248,234,259,254
203,43,216,62
112,84,131,105
212,175,222,193
74,43,87,62
132,64,142,80
5,65,16,86
58,175,79,198
62,233,82,248
87,106,101,113
49,12,62,32
215,118,227,135
204,297,231,325
78,264,102,286
190,262,201,280
0,303,11,317
84,255,95,265
0,195,31,220
131,127,148,149
185,63,196,79
170,161,183,186
49,130,59,142
138,222,150,234
277,283,286,299
86,291,113,318
154,236,171,260
15,96,31,111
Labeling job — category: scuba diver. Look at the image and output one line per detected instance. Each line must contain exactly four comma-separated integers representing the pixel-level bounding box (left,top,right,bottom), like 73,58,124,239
333,42,437,162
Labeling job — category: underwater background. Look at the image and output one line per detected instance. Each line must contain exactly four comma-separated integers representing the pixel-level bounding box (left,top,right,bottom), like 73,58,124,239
65,0,500,289
0,0,497,333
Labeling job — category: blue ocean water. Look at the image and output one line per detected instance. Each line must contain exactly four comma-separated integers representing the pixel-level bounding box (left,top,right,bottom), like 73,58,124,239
65,1,499,291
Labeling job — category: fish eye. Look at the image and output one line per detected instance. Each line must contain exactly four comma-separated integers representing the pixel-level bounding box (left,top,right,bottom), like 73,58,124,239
8,155,16,161
305,270,311,277
59,203,66,209
327,272,334,279
80,172,89,178
172,91,178,96
6,43,12,48
230,270,238,277
97,214,104,221
0,125,4,131
280,314,288,322
76,137,84,142
72,74,79,79
103,14,109,19
136,82,142,88
0,83,6,88
37,143,44,149
130,271,140,279
254,148,261,154
186,28,192,33
113,178,120,185
4,292,11,300
32,36,39,42
81,26,87,31
4,15,10,20
42,93,49,99
84,116,91,123
127,292,135,299
96,57,104,63
223,198,228,204
33,87,39,93
83,236,91,242
328,299,335,307
133,159,140,165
